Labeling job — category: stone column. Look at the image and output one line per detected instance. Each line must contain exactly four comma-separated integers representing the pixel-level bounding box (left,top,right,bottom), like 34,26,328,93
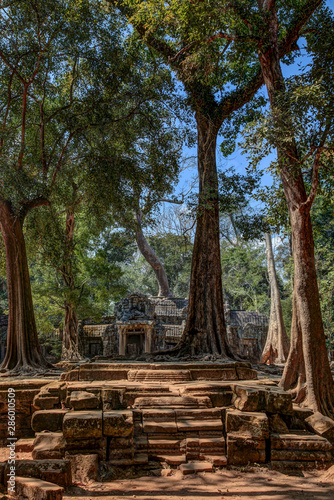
145,326,153,353
119,327,126,355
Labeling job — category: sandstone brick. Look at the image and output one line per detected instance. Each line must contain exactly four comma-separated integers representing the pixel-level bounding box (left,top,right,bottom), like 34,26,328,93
32,410,68,433
232,386,262,412
227,434,266,465
32,433,66,460
103,411,133,437
67,454,98,483
63,411,102,439
226,410,269,439
69,391,100,411
4,459,71,488
305,412,334,445
264,389,293,415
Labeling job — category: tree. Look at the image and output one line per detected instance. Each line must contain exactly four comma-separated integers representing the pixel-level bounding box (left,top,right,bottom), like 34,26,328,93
0,0,177,372
109,0,321,356
262,233,289,364
238,2,334,414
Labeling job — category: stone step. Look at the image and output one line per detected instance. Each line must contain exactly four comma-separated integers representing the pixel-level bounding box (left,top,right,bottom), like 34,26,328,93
179,461,213,475
271,432,333,452
154,454,186,466
176,419,223,433
4,459,71,488
133,396,212,409
128,370,192,383
8,476,63,499
148,439,180,451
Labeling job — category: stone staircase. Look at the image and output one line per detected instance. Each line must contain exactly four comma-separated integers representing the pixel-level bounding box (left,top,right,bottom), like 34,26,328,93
1,362,334,498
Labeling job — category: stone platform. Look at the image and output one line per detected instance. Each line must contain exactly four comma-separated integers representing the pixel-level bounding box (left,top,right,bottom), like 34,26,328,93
0,361,333,498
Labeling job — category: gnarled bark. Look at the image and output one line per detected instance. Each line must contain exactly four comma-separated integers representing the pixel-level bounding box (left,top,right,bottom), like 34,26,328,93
135,211,173,297
262,232,290,364
60,211,82,361
257,0,334,415
0,202,51,373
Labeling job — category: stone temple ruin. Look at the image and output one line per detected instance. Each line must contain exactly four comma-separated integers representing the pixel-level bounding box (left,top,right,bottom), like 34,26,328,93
79,292,268,362
1,360,333,498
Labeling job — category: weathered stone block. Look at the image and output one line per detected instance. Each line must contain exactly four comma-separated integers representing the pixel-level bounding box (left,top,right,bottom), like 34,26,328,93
264,389,293,415
8,476,63,499
69,391,100,411
32,410,68,433
227,434,266,465
232,386,262,412
305,412,334,445
103,411,133,437
226,410,269,439
271,432,333,451
4,459,71,488
63,411,102,439
67,454,99,483
271,449,332,462
32,433,66,460
101,388,126,411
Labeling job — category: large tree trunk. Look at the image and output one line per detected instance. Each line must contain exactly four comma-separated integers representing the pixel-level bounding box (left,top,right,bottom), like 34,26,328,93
178,113,230,356
135,211,172,297
62,301,80,361
0,202,51,373
258,0,334,415
262,232,290,364
60,211,82,361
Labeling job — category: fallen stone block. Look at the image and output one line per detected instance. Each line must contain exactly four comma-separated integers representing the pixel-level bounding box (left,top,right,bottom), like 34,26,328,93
264,389,293,415
69,391,100,411
226,410,269,439
227,434,266,465
8,476,63,499
32,410,68,433
271,432,333,451
305,412,334,445
4,459,71,488
32,433,66,460
67,454,98,484
179,461,213,475
103,411,133,437
63,411,102,439
232,386,262,412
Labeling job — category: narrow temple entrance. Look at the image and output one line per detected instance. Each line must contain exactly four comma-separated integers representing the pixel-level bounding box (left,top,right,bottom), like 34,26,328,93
118,324,154,355
125,332,145,356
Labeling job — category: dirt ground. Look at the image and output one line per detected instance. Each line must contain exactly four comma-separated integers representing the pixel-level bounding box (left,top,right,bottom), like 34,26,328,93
63,466,334,500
